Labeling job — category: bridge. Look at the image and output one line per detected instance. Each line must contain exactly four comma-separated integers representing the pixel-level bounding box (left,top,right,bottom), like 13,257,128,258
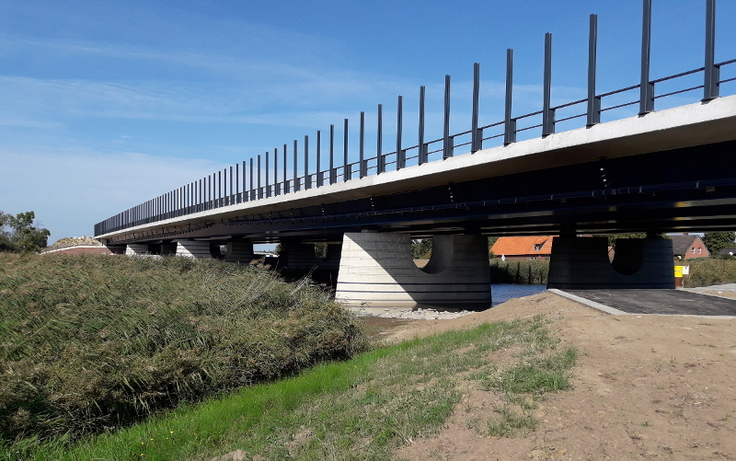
94,0,736,308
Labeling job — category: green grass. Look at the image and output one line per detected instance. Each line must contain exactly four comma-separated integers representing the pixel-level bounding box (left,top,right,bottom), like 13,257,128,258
10,315,576,461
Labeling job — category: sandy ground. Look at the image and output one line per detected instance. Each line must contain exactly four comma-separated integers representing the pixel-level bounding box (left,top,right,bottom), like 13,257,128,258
373,290,736,461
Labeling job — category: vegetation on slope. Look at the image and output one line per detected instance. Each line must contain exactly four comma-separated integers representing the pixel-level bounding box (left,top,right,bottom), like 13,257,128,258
13,315,575,461
0,254,366,450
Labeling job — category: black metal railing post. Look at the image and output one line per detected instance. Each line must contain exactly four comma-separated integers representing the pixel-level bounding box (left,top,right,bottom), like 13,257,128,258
304,134,311,189
359,112,366,177
249,158,254,201
273,149,280,196
504,49,516,145
396,95,405,169
542,33,555,136
639,0,654,115
703,0,719,101
329,125,336,184
443,75,453,159
218,170,223,206
293,139,299,191
418,86,426,164
343,119,351,180
587,14,601,126
471,63,481,152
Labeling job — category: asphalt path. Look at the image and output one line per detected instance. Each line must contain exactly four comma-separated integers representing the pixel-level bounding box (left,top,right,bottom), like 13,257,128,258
563,289,736,316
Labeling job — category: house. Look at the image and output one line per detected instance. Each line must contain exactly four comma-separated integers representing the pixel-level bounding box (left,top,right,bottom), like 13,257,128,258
670,234,710,259
491,236,554,260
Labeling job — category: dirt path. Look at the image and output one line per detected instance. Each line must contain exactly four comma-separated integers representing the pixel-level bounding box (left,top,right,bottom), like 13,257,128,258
374,291,736,460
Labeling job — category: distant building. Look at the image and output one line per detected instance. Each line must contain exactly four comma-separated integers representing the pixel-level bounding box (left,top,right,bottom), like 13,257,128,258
670,234,710,259
491,236,554,260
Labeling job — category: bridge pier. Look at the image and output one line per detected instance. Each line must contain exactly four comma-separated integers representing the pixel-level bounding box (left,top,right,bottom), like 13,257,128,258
223,240,255,263
174,239,214,259
548,235,674,289
125,243,152,255
335,232,491,308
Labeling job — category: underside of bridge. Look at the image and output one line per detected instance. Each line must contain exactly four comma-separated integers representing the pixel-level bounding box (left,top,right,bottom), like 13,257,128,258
100,137,735,307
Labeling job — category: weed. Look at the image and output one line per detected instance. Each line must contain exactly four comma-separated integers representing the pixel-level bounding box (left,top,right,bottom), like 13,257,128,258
487,406,539,437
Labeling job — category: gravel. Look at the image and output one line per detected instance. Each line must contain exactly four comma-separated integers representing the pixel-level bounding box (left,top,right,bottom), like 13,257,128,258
349,306,478,320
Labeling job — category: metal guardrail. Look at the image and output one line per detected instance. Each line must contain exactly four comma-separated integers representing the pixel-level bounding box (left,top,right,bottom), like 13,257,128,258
95,0,734,237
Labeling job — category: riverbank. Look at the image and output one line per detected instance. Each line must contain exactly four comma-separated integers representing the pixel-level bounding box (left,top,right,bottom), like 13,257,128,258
363,290,736,460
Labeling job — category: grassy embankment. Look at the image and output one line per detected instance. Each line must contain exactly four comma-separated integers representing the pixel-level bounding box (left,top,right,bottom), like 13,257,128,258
15,316,575,461
1,253,576,460
0,254,365,457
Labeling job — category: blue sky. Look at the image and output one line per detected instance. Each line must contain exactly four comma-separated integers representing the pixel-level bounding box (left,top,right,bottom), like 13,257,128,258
1,0,735,242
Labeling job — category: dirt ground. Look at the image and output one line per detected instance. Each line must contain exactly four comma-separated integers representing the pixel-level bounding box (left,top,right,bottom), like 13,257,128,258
373,290,736,461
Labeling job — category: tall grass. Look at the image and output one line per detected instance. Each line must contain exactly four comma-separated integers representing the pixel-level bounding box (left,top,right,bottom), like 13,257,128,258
489,259,549,284
682,258,736,287
0,253,366,451
17,316,575,461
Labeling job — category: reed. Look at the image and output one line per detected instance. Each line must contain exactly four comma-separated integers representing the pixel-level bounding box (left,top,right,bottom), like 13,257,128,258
0,253,366,449
489,259,549,284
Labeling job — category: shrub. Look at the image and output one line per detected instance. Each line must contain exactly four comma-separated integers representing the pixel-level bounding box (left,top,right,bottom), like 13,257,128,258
683,258,736,287
0,254,366,447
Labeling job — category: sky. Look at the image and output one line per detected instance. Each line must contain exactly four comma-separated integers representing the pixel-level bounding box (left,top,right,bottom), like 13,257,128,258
1,0,735,242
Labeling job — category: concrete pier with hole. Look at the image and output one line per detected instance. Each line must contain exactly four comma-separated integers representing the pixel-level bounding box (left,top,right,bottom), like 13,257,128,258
334,232,491,308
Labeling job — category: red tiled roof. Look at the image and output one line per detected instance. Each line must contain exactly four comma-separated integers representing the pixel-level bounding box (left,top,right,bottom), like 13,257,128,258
491,236,555,256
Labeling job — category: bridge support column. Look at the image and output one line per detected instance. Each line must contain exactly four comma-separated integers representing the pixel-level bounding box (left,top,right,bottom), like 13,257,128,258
174,240,214,259
125,244,151,255
224,240,255,263
335,232,490,308
548,235,674,289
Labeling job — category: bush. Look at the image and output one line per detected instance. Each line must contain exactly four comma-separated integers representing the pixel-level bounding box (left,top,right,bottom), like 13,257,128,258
489,259,549,284
0,254,366,447
682,258,736,287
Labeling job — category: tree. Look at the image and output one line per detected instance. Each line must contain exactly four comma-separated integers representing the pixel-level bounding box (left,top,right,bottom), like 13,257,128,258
411,238,432,259
0,211,51,252
703,232,736,255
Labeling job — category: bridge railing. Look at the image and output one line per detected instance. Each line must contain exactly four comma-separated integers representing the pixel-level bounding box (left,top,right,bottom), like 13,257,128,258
94,0,735,238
